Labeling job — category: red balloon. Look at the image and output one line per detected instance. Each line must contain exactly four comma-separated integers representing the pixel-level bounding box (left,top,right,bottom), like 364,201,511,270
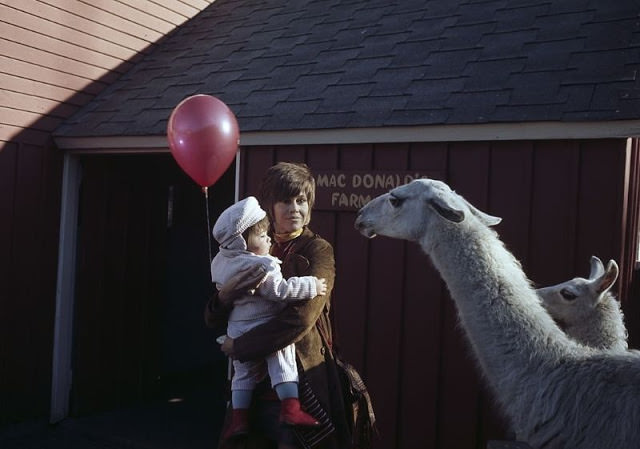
167,94,239,188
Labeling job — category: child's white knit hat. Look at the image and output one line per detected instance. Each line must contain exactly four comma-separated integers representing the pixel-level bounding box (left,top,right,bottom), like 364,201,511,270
212,196,266,247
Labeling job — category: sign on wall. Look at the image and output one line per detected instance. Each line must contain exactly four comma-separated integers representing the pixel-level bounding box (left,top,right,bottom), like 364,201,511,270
314,170,443,211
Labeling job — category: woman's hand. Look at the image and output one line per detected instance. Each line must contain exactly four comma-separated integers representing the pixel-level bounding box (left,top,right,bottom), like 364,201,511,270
315,277,327,296
221,336,235,358
219,264,267,305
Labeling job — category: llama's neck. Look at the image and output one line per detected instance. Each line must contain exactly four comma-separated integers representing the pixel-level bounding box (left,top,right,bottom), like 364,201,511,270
422,219,575,402
564,295,628,351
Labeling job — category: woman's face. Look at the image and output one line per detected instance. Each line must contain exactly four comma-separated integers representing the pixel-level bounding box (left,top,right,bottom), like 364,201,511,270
272,192,309,234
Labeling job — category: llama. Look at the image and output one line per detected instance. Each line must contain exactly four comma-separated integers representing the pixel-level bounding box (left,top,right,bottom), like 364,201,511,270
354,179,640,449
536,256,628,351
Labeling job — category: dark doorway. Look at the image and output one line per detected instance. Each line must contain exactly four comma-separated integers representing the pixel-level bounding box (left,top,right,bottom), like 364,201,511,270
70,153,234,432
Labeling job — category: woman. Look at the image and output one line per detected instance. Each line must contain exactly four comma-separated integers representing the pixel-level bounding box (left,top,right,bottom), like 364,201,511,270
207,162,370,449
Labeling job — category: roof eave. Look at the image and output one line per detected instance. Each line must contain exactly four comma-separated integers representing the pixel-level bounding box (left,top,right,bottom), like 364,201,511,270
54,121,640,154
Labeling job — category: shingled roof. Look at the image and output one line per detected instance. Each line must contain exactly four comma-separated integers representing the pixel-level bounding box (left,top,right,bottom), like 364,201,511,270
55,0,640,139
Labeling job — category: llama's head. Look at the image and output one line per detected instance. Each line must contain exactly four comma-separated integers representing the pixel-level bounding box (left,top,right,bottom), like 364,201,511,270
536,256,619,325
354,178,501,242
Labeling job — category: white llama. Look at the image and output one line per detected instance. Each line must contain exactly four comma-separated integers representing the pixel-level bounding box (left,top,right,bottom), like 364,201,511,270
536,256,628,351
354,179,640,449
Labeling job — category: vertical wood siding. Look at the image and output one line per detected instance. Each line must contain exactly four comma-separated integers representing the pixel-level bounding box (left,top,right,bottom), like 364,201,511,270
239,138,635,449
0,141,63,424
623,139,640,350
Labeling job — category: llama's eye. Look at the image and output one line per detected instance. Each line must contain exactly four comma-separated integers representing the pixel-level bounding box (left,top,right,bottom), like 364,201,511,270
389,196,403,208
560,289,577,301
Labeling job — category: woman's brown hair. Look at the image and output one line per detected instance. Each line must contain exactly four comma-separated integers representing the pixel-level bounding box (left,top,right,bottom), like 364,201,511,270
258,162,316,227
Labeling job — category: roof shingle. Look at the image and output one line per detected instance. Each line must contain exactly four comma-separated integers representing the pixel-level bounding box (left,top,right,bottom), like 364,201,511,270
55,0,640,137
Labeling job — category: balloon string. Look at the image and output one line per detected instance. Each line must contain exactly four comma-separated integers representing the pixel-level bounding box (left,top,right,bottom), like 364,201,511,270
203,186,212,264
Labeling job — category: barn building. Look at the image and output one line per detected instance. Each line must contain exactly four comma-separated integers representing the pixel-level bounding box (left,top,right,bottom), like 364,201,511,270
2,1,640,448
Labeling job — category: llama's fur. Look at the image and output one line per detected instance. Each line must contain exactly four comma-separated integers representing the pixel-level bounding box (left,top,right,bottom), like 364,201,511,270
354,179,640,449
536,256,628,351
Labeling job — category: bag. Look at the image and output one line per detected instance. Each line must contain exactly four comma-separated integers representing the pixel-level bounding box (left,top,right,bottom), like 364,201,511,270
293,354,377,449
315,318,377,449
334,354,377,449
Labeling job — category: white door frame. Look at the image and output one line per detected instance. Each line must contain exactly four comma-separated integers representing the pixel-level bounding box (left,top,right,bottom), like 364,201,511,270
50,152,81,423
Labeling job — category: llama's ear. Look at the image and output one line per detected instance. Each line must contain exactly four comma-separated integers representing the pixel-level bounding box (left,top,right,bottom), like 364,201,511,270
589,256,605,280
596,259,619,294
461,198,502,227
428,196,465,223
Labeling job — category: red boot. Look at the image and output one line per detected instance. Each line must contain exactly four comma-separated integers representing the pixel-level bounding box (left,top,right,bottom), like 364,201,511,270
223,408,249,440
279,398,320,426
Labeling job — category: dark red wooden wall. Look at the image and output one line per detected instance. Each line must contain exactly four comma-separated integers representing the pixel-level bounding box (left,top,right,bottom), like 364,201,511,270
24,137,638,449
0,141,63,425
239,138,637,449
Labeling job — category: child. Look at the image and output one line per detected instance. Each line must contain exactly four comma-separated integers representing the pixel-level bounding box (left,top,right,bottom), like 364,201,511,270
210,196,326,440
